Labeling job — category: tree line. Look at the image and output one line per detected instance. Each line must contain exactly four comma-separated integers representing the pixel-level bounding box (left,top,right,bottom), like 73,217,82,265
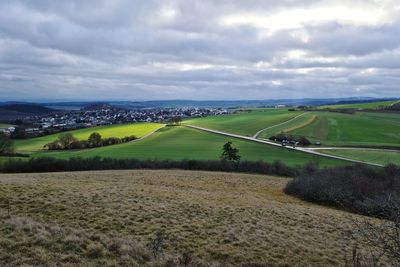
269,133,312,146
44,132,138,150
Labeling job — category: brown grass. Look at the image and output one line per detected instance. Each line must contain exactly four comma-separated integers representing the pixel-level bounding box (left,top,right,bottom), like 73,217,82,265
0,170,383,266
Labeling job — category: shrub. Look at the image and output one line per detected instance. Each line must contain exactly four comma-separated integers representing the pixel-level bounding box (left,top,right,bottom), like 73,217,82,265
45,133,138,151
285,164,400,220
0,133,15,154
0,157,301,177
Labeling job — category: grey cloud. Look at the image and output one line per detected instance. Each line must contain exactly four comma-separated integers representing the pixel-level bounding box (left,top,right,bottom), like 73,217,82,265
0,0,399,100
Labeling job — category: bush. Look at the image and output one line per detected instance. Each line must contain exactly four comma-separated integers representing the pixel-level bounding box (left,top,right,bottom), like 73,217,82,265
45,133,139,151
0,157,300,177
0,133,15,154
269,133,311,146
284,164,400,220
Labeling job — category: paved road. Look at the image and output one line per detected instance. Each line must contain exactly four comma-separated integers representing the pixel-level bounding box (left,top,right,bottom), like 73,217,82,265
253,113,307,138
184,124,384,167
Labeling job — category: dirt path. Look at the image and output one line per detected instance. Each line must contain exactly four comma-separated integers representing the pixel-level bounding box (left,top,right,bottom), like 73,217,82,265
252,113,307,138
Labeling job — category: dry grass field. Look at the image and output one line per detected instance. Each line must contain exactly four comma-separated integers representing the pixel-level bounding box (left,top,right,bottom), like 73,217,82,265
0,170,383,266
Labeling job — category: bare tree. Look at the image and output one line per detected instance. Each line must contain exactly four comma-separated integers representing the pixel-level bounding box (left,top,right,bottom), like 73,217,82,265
345,197,400,266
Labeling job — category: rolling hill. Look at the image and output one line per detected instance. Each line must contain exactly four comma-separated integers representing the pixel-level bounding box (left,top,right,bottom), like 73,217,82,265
0,170,382,266
30,126,345,167
15,123,164,152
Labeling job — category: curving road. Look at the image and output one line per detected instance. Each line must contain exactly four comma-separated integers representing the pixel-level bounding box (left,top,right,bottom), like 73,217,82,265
183,124,384,167
252,113,307,138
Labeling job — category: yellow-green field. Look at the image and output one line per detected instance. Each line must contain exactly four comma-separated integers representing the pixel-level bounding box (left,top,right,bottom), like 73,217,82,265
15,123,164,152
0,170,381,266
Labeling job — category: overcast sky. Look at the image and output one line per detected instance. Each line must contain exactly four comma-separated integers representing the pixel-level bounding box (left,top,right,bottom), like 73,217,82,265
1,0,399,101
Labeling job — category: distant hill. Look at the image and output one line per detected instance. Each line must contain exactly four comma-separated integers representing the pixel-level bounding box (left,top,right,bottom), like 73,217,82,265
0,103,55,122
0,103,55,115
82,103,120,111
2,97,399,110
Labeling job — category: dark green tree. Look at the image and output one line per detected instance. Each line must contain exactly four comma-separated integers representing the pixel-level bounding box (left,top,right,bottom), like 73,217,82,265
88,132,102,147
169,116,182,125
220,141,240,162
58,133,78,149
0,133,15,154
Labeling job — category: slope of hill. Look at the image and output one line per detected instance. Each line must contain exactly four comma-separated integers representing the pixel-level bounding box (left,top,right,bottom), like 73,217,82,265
0,103,55,114
0,170,382,266
319,149,400,165
318,99,399,109
15,123,164,152
31,126,345,167
184,109,302,136
259,111,400,147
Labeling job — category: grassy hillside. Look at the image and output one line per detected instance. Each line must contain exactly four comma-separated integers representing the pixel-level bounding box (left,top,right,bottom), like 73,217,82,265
258,112,316,138
0,170,381,266
261,111,400,147
15,123,164,152
184,109,302,136
320,149,400,165
319,100,399,109
0,123,12,129
32,126,345,167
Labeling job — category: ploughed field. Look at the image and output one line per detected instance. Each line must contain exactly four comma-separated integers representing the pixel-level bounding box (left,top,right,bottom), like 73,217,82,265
0,170,381,266
31,126,344,167
14,123,164,152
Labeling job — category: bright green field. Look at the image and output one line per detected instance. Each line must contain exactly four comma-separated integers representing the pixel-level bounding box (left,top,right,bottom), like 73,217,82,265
264,111,400,147
184,109,302,136
319,100,399,109
15,123,164,152
31,126,346,167
320,149,400,166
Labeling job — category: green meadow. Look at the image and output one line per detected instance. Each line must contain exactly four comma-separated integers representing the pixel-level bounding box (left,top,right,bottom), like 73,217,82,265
318,100,399,109
320,149,400,166
0,124,12,129
184,109,302,136
261,111,400,147
15,123,164,152
31,126,345,167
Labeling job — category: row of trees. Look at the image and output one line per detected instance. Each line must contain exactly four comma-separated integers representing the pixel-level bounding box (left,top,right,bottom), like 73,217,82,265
0,133,15,155
44,132,138,150
269,133,312,146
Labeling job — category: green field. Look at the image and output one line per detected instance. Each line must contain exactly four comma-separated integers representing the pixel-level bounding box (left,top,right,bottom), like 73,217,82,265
0,124,12,129
260,111,400,147
31,126,345,167
15,123,164,152
184,109,302,136
258,113,316,138
318,100,399,109
320,149,400,166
